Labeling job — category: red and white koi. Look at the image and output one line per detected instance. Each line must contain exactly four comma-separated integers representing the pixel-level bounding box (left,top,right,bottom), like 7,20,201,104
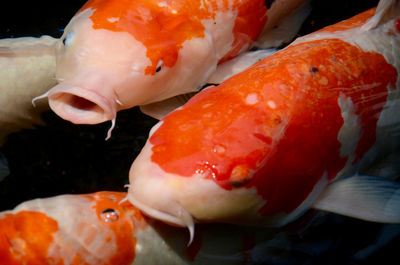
0,191,283,265
127,0,400,241
32,0,310,138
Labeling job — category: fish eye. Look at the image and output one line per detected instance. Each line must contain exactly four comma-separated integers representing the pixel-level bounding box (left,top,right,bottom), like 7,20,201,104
156,60,163,73
100,208,120,223
62,30,75,48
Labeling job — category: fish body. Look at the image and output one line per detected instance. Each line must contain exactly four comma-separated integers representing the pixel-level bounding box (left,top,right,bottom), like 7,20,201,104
0,191,137,265
38,0,310,127
0,36,57,144
127,0,400,232
0,36,57,181
0,191,284,265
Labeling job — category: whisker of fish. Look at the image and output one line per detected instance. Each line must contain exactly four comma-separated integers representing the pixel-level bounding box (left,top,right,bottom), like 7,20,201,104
105,117,116,141
31,91,50,107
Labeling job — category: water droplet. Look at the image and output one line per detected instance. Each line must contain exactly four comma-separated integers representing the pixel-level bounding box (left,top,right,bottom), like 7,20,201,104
267,100,276,109
213,144,226,154
101,208,119,223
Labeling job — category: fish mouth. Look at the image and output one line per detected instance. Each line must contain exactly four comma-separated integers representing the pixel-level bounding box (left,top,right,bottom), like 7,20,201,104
127,189,195,244
47,83,116,124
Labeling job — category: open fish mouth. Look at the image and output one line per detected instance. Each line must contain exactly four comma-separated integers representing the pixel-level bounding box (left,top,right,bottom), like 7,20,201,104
45,83,117,125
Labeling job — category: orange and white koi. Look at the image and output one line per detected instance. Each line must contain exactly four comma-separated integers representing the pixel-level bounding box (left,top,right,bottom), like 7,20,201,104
0,191,137,265
32,0,310,138
0,191,283,265
127,0,400,240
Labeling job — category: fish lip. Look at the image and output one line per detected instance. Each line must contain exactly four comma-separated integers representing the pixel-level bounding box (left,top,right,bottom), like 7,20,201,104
47,83,116,124
127,191,191,227
127,189,195,244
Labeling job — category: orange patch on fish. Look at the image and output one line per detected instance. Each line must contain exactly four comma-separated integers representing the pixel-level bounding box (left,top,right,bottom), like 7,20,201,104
79,0,267,74
0,211,59,265
86,191,137,265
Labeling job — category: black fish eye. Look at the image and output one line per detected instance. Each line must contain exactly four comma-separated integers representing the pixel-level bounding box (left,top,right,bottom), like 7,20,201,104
155,60,163,73
100,208,119,223
62,30,75,48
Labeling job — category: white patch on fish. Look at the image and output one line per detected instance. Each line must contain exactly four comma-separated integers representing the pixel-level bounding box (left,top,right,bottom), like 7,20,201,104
335,92,362,179
107,17,119,23
246,93,259,105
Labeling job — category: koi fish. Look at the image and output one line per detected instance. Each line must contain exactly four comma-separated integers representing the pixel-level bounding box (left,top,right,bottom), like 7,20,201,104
0,36,57,144
0,191,285,265
127,0,400,240
32,0,311,138
0,36,57,181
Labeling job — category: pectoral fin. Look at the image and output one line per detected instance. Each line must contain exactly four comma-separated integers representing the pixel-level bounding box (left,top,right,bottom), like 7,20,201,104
313,174,400,223
140,93,197,120
256,0,312,48
206,49,277,84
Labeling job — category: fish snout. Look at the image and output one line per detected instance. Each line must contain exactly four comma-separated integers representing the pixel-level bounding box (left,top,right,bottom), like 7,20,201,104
127,175,195,242
127,146,195,242
47,83,117,124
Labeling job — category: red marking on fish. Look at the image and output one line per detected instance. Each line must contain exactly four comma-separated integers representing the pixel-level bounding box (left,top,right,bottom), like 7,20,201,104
0,211,58,265
150,37,397,216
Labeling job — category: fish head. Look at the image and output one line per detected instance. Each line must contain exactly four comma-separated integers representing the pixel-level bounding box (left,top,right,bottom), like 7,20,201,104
127,79,300,230
0,191,143,264
127,122,269,233
127,56,340,230
47,1,218,125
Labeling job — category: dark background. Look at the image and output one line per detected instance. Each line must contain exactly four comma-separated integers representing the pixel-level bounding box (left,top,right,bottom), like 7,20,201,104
1,1,399,264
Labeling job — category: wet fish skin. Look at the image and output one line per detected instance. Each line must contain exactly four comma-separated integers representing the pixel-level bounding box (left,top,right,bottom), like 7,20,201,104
36,0,309,130
127,0,400,233
0,191,279,265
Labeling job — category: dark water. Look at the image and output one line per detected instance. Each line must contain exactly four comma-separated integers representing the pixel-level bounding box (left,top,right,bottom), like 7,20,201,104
1,0,399,264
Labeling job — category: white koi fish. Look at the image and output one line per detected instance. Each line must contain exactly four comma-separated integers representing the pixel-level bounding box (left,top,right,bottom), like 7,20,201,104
0,36,58,181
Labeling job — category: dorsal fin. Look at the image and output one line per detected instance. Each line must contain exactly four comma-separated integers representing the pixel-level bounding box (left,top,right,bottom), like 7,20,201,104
362,0,400,30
